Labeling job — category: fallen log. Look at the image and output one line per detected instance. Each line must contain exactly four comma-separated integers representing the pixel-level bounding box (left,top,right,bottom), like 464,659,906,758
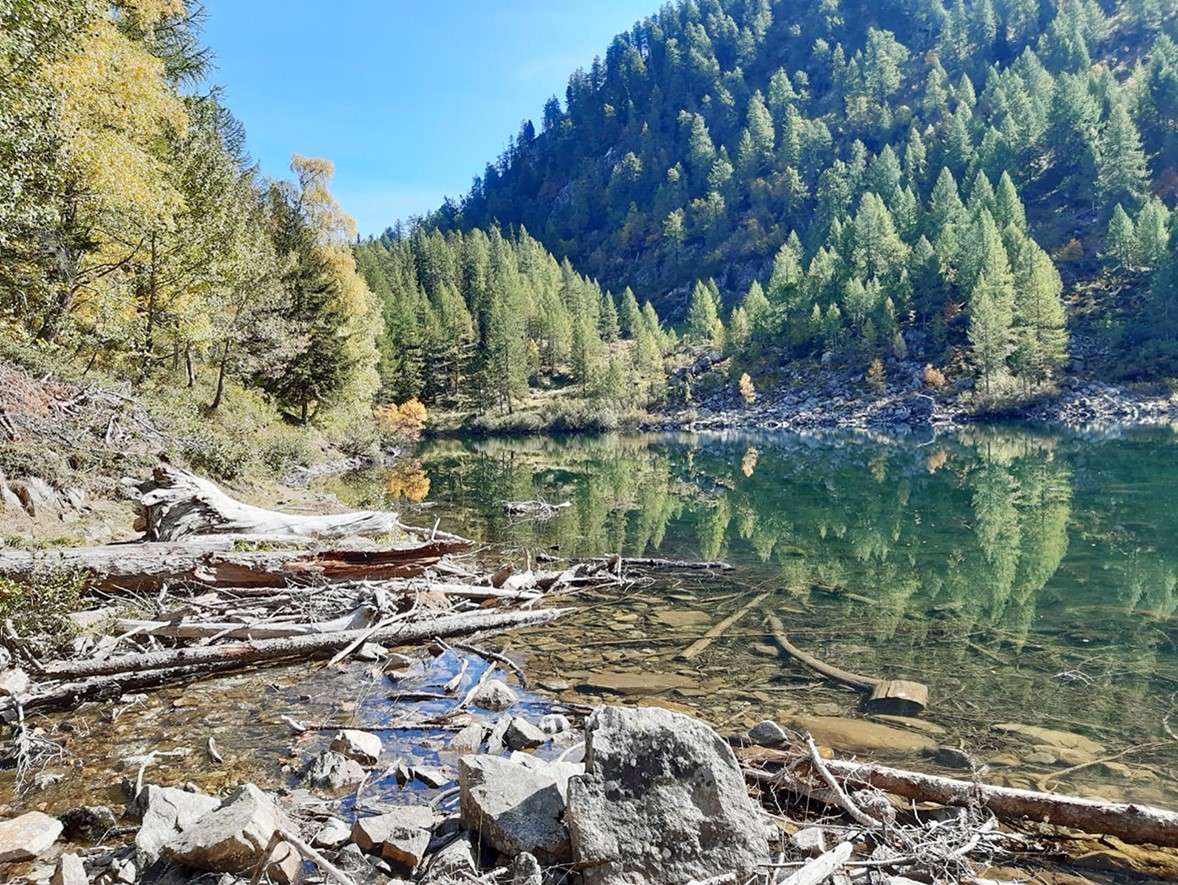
764,611,928,713
0,538,470,593
137,464,404,542
676,592,771,661
35,607,574,681
535,553,734,571
744,745,1178,848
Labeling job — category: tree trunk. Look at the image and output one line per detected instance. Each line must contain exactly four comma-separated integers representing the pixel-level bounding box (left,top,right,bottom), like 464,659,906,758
0,537,470,593
35,606,572,683
210,341,231,412
745,746,1178,848
137,464,415,542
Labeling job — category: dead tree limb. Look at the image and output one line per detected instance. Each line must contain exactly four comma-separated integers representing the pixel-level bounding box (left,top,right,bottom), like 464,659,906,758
0,538,470,593
744,746,1178,848
137,465,404,541
677,592,771,661
764,611,928,712
34,607,573,682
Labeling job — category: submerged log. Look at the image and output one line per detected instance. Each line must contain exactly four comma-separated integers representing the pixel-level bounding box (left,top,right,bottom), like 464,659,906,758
0,537,470,593
764,611,928,713
136,464,406,541
745,745,1178,848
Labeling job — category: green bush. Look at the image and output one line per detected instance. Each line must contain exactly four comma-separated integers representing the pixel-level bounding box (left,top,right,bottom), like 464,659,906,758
0,568,84,645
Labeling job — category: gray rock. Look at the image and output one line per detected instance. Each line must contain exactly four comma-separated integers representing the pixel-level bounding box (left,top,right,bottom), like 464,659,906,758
458,754,571,863
160,783,298,881
505,716,547,751
52,852,87,885
352,805,434,874
420,833,477,881
486,714,513,755
566,705,769,885
473,678,518,711
305,749,366,789
0,810,63,862
539,713,572,735
354,642,389,661
330,729,383,765
448,722,485,753
508,752,584,802
511,851,543,885
0,667,28,697
791,827,827,857
311,817,351,849
134,784,221,865
748,720,787,746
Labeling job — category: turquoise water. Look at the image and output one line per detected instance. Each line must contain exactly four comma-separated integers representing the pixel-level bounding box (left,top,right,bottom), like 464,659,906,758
333,425,1178,806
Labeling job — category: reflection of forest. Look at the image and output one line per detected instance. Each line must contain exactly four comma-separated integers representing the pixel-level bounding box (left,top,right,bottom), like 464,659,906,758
408,429,1178,652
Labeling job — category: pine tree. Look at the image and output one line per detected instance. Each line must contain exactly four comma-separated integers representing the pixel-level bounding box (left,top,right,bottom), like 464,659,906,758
993,172,1027,232
1011,240,1068,387
1095,103,1150,211
969,271,1015,393
599,291,620,342
618,287,642,338
1135,198,1172,269
851,193,908,280
687,279,721,344
1106,204,1137,268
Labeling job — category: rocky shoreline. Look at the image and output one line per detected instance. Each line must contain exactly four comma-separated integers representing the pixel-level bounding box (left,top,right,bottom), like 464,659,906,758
645,361,1178,435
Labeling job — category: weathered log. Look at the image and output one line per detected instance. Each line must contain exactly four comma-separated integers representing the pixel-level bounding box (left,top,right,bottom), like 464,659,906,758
780,842,853,885
0,538,470,593
35,607,574,681
137,464,404,541
744,746,1178,848
676,592,771,661
764,611,928,713
536,552,734,571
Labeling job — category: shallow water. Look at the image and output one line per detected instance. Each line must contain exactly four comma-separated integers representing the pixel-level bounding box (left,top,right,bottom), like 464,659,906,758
5,424,1176,828
330,425,1178,807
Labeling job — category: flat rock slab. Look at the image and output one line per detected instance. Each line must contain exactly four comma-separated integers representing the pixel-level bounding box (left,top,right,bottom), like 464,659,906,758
655,611,712,628
566,704,768,885
331,729,383,765
578,671,695,695
459,754,571,863
791,716,936,753
135,784,221,865
160,783,296,879
0,810,62,862
352,805,435,874
992,723,1105,755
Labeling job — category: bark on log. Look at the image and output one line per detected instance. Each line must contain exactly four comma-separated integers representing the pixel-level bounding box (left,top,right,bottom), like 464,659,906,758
36,607,574,681
0,538,470,593
136,464,406,541
744,746,1178,848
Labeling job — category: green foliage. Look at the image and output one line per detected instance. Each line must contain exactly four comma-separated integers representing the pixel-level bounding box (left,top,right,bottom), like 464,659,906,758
0,570,83,645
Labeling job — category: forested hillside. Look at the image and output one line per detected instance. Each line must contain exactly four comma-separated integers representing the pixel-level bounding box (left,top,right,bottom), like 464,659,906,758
418,0,1178,384
0,2,383,437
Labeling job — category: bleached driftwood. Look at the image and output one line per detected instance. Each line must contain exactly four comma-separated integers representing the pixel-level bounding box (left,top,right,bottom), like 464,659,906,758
744,745,1178,848
0,537,470,593
677,591,771,661
136,464,407,542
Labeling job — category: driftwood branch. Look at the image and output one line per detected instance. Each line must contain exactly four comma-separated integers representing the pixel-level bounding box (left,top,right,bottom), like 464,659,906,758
764,611,928,712
745,745,1178,848
0,538,471,593
677,591,770,661
137,464,404,542
35,607,573,682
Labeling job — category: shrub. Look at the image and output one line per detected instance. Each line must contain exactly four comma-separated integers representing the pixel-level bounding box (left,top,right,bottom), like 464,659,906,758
923,364,947,390
0,569,84,646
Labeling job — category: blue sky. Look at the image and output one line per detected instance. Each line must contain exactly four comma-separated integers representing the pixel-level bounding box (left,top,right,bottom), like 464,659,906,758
200,1,655,237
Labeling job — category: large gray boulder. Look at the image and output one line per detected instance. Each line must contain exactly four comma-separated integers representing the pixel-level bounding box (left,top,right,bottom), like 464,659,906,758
351,805,435,874
134,784,221,865
0,810,62,862
566,705,769,885
458,754,571,863
160,783,298,881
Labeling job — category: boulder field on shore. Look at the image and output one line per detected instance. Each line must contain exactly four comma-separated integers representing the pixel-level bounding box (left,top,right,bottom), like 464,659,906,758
0,704,779,884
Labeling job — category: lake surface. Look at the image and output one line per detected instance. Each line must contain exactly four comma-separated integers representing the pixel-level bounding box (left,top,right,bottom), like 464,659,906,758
331,424,1178,807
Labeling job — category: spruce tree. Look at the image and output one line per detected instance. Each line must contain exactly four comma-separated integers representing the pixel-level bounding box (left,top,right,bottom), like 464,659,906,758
1106,204,1137,268
1096,103,1150,211
969,271,1015,394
